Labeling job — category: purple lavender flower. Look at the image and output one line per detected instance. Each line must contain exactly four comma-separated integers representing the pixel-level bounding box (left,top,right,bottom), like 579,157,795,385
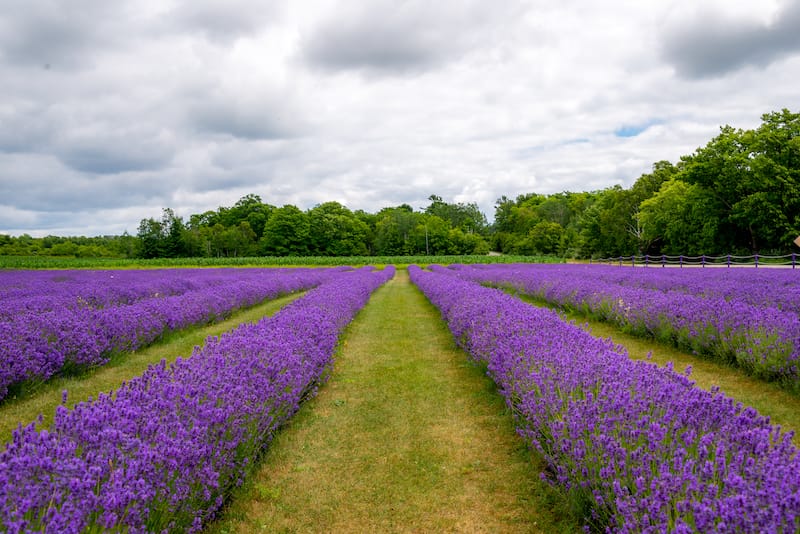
0,266,394,532
409,264,800,532
444,263,800,387
0,267,347,400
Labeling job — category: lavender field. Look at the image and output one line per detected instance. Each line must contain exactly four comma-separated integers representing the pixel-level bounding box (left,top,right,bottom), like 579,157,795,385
0,267,343,400
410,265,800,532
1,263,799,532
447,263,800,389
1,266,393,532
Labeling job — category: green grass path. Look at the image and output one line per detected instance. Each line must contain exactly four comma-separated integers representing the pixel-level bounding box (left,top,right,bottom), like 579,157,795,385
208,269,579,533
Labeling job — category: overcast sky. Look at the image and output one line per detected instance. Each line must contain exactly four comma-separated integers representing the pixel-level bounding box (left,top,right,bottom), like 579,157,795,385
2,0,799,237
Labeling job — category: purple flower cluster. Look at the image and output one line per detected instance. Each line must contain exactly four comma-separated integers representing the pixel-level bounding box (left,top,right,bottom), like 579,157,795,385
409,265,800,532
0,265,394,533
0,268,342,400
445,264,800,386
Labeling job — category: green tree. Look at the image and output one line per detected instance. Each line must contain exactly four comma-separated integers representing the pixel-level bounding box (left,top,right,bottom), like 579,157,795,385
678,125,754,252
677,112,800,253
308,202,369,256
260,205,310,256
527,221,564,255
579,186,639,258
50,241,79,256
135,208,188,258
136,217,164,258
447,227,490,255
638,180,721,255
218,194,274,239
410,214,450,255
188,210,219,230
374,205,417,255
737,109,800,251
161,208,187,258
425,194,488,234
353,210,378,254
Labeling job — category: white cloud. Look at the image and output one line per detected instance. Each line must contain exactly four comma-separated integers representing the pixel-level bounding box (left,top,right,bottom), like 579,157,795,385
1,0,799,235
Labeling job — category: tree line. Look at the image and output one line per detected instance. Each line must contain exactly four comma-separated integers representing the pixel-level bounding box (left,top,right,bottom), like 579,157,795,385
2,109,798,259
134,194,490,258
497,109,800,257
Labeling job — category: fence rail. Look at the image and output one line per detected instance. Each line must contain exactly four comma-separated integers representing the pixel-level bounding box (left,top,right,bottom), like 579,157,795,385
591,253,800,268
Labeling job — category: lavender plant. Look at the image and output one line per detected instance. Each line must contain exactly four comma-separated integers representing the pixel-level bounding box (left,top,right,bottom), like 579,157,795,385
444,264,800,388
0,266,394,533
409,265,800,532
0,268,344,401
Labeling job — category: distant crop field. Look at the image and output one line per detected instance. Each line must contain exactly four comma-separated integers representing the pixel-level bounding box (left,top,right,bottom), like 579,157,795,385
0,254,562,270
2,264,799,532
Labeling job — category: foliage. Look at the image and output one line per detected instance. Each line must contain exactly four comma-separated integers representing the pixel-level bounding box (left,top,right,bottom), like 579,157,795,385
638,179,720,255
0,254,562,270
424,194,488,234
0,233,135,258
259,205,311,256
136,208,187,258
308,202,369,256
677,109,800,253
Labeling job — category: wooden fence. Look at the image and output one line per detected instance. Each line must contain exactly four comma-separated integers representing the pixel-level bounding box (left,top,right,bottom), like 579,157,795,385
591,253,800,268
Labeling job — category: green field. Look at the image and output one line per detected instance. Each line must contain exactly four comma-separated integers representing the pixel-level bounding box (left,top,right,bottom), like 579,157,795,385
0,254,562,270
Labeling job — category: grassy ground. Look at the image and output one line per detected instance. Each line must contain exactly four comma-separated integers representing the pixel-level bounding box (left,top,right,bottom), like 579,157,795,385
207,269,580,533
0,292,303,443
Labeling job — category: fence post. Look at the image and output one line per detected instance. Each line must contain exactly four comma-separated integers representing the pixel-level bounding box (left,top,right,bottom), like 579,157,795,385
727,254,731,267
680,255,683,268
755,254,759,268
793,253,796,269
631,255,635,267
619,256,623,267
702,255,706,268
661,254,666,267
644,254,649,267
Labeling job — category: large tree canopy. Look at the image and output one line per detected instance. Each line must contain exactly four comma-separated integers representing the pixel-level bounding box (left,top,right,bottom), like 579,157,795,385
679,109,800,253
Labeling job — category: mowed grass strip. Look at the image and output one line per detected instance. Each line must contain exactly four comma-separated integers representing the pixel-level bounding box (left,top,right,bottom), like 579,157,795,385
207,269,580,533
0,292,303,443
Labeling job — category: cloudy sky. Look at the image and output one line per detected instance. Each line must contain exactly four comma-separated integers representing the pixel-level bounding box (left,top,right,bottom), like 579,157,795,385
2,0,799,236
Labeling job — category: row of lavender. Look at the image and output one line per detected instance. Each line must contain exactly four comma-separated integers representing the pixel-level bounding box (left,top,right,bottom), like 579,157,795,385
559,264,800,313
447,264,800,387
0,269,248,316
0,268,341,401
409,265,799,532
0,265,394,533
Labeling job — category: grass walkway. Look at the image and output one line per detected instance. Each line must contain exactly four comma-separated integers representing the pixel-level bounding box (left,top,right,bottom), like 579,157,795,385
0,292,303,443
208,269,580,533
